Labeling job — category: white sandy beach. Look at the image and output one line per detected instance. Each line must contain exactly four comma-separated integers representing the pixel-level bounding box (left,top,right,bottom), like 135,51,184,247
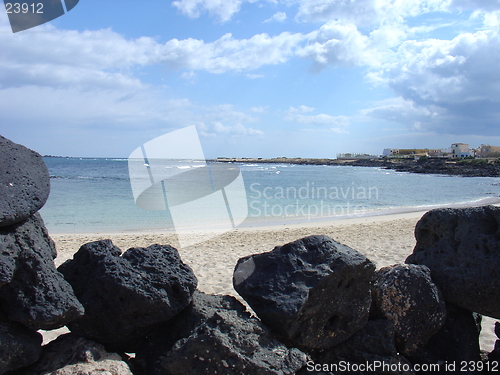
50,210,498,353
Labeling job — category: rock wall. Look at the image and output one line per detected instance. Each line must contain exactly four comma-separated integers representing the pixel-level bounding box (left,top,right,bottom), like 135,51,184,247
2,135,500,374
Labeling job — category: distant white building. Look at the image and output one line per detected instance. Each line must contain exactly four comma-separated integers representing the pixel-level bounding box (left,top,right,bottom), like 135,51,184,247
451,143,470,158
383,149,398,157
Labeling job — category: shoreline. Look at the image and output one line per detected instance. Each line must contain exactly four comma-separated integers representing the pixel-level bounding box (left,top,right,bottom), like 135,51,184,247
46,197,500,236
213,156,500,177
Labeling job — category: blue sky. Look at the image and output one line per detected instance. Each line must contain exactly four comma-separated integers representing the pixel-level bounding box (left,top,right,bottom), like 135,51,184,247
1,0,500,158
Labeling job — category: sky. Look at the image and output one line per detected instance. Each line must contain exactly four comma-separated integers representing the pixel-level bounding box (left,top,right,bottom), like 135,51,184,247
1,0,500,158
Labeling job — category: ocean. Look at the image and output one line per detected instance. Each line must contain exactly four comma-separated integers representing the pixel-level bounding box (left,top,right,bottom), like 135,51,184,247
39,157,500,233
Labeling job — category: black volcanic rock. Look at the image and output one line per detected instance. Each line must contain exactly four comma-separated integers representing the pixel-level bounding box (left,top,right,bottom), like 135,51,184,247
58,240,197,352
306,319,413,375
371,264,446,354
233,235,375,350
0,315,42,374
0,135,50,227
16,333,134,375
134,291,248,375
406,206,500,318
391,158,500,177
156,300,308,375
0,213,84,330
407,303,481,373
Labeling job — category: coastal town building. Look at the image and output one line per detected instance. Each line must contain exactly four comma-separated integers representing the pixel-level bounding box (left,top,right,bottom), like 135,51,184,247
381,143,500,159
477,144,500,158
451,143,470,158
382,148,443,158
336,153,378,159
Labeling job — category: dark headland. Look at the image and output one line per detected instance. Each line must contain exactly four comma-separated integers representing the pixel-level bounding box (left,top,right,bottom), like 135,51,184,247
214,157,500,177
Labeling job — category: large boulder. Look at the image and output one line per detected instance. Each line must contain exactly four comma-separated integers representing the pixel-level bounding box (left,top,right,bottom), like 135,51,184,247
0,213,84,330
0,135,50,227
155,299,308,375
371,264,447,354
407,303,482,373
406,206,500,318
233,235,375,350
304,319,414,375
58,240,197,352
17,333,134,375
134,291,249,374
0,315,42,374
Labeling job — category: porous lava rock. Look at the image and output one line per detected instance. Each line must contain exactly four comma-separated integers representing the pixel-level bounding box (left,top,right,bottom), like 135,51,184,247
305,319,413,375
0,135,50,227
58,240,197,352
371,264,446,354
0,213,84,330
233,235,375,350
0,315,42,374
155,298,308,375
407,303,481,372
406,206,500,318
16,333,134,375
134,290,248,375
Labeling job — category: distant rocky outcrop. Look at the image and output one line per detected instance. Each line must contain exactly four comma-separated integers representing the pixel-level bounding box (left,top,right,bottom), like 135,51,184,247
214,156,500,177
233,235,375,350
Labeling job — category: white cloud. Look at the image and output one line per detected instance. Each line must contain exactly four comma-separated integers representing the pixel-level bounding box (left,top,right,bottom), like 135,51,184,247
264,11,287,23
3,0,500,148
0,18,308,90
285,106,350,129
0,27,160,90
203,104,258,124
198,122,264,137
181,71,197,81
471,9,500,27
246,73,265,79
161,32,304,73
288,105,315,114
375,29,500,134
296,21,379,69
362,97,440,131
172,0,246,22
451,0,500,12
294,0,450,26
250,106,269,113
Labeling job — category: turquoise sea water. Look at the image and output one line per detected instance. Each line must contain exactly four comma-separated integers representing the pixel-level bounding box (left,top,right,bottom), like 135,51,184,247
39,157,500,233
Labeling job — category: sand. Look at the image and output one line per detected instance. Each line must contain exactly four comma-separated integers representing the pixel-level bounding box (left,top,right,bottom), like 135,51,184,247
50,211,497,353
